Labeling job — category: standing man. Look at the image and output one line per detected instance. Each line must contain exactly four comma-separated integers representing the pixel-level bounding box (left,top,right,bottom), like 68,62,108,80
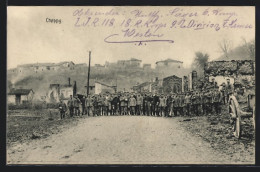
81,96,86,116
129,95,137,115
93,95,98,117
73,95,82,116
136,94,143,115
67,95,74,117
191,92,199,116
151,93,159,116
220,82,227,104
184,92,191,116
58,99,67,119
166,94,173,117
85,95,92,116
159,94,166,117
226,78,234,102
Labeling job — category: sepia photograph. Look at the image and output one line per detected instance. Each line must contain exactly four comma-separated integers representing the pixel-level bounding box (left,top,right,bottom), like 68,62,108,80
6,6,255,165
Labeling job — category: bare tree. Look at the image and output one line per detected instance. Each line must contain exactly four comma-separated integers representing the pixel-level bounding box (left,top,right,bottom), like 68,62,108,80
218,39,233,58
191,52,209,77
241,37,255,59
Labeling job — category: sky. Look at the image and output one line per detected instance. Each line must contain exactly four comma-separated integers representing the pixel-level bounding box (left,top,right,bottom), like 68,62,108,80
7,6,255,69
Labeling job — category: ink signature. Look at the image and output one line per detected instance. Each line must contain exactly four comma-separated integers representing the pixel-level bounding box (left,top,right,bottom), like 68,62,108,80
104,34,174,46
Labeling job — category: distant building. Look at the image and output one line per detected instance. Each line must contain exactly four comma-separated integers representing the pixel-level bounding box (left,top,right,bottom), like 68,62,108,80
155,58,183,69
143,64,152,70
46,78,76,103
162,75,182,94
8,88,34,105
13,61,75,74
117,58,142,68
95,81,117,94
133,82,152,93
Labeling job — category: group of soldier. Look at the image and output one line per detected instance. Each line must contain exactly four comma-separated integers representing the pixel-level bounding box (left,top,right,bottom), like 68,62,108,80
58,79,234,119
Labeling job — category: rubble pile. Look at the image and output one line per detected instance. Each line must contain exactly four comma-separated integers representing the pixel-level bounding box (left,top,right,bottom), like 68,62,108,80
204,60,255,77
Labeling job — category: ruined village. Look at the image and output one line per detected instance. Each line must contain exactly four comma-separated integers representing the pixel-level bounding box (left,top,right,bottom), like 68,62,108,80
6,6,255,165
7,48,256,164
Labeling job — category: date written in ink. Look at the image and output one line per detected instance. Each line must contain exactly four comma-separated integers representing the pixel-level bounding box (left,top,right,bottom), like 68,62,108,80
46,18,62,24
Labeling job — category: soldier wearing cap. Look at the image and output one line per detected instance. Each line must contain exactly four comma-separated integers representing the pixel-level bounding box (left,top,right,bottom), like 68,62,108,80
120,93,126,115
58,99,67,119
179,93,185,116
151,93,159,116
73,95,82,116
129,94,137,115
191,91,200,116
85,95,93,116
184,92,191,116
67,95,74,117
111,94,120,115
220,82,227,104
166,94,173,117
136,94,143,115
226,78,234,102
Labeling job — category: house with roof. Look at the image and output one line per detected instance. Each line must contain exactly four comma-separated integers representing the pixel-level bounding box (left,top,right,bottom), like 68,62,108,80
155,58,183,69
8,88,34,105
94,81,117,94
14,61,75,74
117,58,142,68
46,78,76,103
133,82,152,93
162,75,182,94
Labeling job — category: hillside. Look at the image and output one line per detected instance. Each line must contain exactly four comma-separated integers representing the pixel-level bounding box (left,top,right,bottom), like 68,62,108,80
7,65,191,100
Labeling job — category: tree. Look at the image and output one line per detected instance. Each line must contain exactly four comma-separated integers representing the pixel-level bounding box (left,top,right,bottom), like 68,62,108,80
218,39,233,59
241,37,255,59
191,52,209,77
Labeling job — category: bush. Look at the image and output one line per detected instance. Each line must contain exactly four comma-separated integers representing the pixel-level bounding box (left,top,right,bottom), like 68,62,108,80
8,103,31,110
46,103,59,109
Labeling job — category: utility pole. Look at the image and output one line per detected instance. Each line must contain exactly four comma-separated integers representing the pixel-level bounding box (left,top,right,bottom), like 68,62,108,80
87,51,91,96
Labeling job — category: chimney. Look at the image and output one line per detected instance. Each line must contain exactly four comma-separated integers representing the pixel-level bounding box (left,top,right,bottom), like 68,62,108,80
68,77,71,86
73,81,77,96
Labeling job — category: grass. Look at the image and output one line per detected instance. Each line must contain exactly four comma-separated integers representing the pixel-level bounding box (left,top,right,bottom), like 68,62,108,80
7,109,81,148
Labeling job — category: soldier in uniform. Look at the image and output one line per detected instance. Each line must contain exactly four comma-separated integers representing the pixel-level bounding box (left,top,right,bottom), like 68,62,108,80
58,99,67,119
81,96,86,115
67,95,74,117
179,93,185,116
220,82,227,104
166,94,173,117
143,94,147,116
151,93,159,116
111,94,120,115
120,94,125,115
92,95,98,117
104,94,110,116
226,78,234,102
136,94,143,115
73,95,82,116
184,92,191,116
172,94,178,116
192,92,199,116
129,95,137,115
146,93,153,116
158,94,164,116
85,95,93,116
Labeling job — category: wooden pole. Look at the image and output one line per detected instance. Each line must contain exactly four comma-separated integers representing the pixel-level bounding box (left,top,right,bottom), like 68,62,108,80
87,51,91,96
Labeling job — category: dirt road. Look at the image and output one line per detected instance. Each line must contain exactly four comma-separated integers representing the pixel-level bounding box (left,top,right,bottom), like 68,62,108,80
7,116,252,164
